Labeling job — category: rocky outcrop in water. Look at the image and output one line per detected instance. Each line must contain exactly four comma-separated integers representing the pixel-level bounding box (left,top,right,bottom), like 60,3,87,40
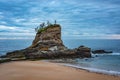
92,50,112,54
25,46,91,59
3,23,91,59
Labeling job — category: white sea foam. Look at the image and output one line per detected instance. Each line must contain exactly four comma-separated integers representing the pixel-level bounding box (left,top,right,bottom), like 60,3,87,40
92,52,120,57
110,53,120,55
62,64,120,76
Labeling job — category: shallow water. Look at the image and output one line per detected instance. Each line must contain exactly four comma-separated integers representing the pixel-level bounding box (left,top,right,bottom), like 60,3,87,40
50,54,120,76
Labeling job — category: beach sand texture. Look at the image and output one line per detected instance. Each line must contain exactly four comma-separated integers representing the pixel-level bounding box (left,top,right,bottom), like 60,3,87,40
0,61,119,80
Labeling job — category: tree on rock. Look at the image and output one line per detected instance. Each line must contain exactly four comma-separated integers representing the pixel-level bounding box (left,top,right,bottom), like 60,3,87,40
47,20,50,26
55,20,57,24
40,22,45,28
35,27,38,32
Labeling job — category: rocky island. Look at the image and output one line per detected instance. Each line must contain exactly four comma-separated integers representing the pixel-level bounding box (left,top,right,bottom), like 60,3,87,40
1,22,91,61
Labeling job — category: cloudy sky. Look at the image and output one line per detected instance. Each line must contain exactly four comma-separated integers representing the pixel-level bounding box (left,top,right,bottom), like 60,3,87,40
0,0,120,39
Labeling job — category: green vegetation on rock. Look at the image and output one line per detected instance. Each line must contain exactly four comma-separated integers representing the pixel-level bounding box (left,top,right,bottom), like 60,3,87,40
37,27,46,33
35,20,60,33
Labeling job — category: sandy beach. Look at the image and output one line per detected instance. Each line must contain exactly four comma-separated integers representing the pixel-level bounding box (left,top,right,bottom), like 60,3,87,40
0,61,119,80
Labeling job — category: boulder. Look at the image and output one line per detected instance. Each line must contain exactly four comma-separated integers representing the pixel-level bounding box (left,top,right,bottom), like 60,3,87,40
76,45,91,58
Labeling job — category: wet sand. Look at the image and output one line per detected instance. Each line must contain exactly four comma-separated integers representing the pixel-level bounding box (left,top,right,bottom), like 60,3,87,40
0,61,119,80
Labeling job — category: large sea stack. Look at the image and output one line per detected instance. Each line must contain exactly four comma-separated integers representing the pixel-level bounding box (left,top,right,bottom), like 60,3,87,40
4,23,91,60
29,24,66,51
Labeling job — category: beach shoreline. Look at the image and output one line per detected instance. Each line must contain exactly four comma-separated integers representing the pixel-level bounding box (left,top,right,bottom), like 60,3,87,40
0,61,120,80
46,60,120,77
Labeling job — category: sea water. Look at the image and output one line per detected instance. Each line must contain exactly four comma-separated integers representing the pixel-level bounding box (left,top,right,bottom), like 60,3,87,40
0,39,120,76
63,39,120,76
62,55,120,76
0,39,33,55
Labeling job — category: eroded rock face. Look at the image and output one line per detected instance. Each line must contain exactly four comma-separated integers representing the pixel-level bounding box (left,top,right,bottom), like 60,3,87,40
30,24,66,51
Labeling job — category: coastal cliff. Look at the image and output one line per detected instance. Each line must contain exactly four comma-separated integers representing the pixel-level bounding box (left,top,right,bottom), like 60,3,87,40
2,23,91,59
29,24,66,51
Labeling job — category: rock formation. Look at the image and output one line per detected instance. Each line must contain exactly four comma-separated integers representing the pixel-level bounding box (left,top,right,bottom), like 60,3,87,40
29,24,66,51
92,50,112,54
3,23,91,60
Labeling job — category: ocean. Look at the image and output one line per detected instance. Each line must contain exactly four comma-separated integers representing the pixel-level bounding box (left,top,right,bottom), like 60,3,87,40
0,39,33,55
0,39,120,76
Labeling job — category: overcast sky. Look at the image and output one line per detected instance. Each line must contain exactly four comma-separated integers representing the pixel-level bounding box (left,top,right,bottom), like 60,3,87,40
0,0,120,39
